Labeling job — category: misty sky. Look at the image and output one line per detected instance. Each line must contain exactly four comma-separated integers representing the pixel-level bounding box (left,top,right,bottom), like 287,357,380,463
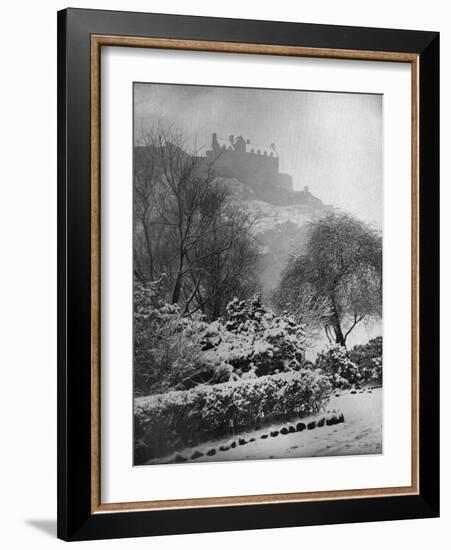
134,83,383,227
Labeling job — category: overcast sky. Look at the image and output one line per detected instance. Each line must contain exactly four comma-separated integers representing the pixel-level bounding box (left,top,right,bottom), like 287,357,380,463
134,83,382,228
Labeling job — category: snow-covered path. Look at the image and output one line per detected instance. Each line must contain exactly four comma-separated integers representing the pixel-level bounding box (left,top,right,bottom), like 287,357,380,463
148,387,382,465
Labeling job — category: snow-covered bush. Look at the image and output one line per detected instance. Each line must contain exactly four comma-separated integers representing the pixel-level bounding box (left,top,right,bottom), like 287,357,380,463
134,288,312,395
211,295,309,377
134,369,331,459
224,295,268,332
315,344,361,388
134,279,230,395
349,336,383,384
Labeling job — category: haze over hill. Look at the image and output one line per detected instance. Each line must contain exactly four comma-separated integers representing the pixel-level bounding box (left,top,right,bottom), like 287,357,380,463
211,173,328,293
134,83,383,228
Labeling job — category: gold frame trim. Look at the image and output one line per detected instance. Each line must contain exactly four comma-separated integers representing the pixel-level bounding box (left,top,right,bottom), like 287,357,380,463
90,35,420,514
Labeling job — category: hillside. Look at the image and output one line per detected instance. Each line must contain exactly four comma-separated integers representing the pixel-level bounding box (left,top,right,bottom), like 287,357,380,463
216,176,330,292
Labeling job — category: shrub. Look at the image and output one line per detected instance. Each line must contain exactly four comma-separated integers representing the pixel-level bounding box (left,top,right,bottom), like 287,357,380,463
349,336,383,384
207,295,310,377
134,369,331,460
134,289,312,396
315,344,361,388
134,279,230,396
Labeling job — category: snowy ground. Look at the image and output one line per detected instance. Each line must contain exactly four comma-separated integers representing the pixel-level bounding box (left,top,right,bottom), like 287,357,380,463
147,387,382,465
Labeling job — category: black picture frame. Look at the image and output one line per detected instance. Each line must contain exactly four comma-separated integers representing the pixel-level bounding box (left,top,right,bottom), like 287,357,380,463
57,7,439,541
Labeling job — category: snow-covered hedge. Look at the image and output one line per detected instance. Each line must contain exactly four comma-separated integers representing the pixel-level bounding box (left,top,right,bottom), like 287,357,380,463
134,369,331,460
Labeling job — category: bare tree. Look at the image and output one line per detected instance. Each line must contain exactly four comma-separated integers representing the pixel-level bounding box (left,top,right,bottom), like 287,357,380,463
189,199,260,319
277,212,382,346
133,125,259,318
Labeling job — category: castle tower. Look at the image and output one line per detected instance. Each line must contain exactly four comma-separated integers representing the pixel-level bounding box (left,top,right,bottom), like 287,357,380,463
233,135,246,153
211,132,220,152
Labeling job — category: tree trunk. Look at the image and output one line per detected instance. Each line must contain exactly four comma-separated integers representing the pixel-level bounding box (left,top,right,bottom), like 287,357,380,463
333,321,346,347
171,245,185,304
171,272,182,304
331,301,346,347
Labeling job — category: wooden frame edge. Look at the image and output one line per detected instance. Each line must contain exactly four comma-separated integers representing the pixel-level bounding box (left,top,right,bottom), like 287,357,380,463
90,34,420,514
91,34,418,62
95,485,418,513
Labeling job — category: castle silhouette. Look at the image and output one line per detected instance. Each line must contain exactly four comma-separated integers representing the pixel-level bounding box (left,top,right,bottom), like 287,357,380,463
204,133,324,209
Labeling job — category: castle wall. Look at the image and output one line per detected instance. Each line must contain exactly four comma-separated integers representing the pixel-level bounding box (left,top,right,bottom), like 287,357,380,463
206,148,281,189
202,134,324,209
277,173,293,192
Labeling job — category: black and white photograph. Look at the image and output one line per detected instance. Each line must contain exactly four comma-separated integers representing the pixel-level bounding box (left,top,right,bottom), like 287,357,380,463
133,83,383,466
0,0,443,546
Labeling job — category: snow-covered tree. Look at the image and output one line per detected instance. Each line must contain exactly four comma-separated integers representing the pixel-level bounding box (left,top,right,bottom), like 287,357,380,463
278,212,382,346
